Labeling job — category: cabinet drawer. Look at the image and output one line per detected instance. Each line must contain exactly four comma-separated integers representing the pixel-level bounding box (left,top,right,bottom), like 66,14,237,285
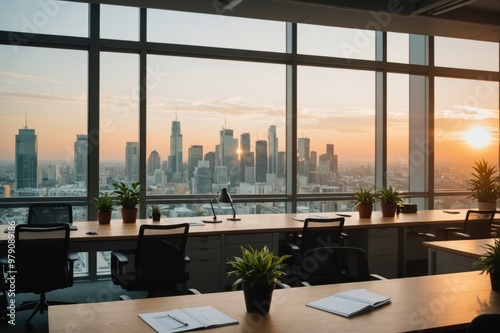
369,227,397,237
187,248,221,261
187,236,222,250
368,235,397,256
225,233,274,244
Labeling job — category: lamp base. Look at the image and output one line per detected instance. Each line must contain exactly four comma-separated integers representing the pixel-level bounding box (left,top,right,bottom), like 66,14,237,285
227,218,241,221
202,218,222,223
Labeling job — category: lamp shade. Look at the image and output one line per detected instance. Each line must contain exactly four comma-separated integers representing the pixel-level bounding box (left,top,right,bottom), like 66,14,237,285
217,188,233,203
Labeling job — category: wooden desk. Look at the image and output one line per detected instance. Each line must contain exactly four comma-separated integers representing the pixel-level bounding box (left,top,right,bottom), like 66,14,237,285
49,271,500,333
423,238,497,274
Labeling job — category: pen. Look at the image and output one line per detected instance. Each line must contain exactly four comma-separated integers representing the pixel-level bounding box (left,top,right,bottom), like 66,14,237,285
336,213,351,217
167,314,188,326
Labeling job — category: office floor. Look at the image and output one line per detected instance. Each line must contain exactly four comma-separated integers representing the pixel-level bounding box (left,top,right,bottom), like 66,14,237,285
2,279,147,333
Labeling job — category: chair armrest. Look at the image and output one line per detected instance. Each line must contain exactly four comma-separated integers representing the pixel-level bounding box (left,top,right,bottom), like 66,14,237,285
446,231,471,240
68,252,78,262
416,232,436,238
301,281,312,287
111,251,130,286
444,227,462,232
184,254,191,263
119,295,132,301
370,273,388,280
188,288,202,295
276,282,291,289
282,242,301,266
111,251,129,265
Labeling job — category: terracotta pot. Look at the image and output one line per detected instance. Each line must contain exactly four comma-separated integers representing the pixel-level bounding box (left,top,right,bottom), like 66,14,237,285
152,212,161,222
97,211,112,225
121,208,138,223
242,282,275,314
381,203,398,217
357,203,373,218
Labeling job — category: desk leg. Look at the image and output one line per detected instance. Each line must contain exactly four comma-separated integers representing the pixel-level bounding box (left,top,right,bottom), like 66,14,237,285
428,248,436,275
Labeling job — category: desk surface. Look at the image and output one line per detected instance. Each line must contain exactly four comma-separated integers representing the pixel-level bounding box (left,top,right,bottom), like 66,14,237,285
423,238,497,259
49,271,499,333
0,209,473,244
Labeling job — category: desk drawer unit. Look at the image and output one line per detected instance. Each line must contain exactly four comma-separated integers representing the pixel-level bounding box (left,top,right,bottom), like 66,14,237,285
367,228,398,278
186,236,224,293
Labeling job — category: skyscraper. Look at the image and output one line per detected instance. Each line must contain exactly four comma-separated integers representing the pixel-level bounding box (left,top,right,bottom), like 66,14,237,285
219,128,238,187
169,119,183,181
15,121,37,190
188,145,203,179
147,150,161,176
125,142,139,182
298,137,311,177
255,140,267,183
268,125,278,175
239,133,253,182
74,134,87,183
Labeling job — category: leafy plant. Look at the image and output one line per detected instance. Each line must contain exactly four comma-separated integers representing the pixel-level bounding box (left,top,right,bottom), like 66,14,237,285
148,204,162,214
352,187,377,208
474,239,500,276
112,181,145,209
467,159,500,203
377,185,403,205
226,245,290,291
92,192,114,213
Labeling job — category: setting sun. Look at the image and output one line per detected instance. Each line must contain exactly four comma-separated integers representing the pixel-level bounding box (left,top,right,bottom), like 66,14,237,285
463,127,492,148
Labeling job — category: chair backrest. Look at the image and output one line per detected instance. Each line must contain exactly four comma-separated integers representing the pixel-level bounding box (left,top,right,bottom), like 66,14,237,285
300,217,345,255
462,210,496,239
14,223,73,294
301,246,372,285
135,224,190,291
27,203,73,225
466,313,500,333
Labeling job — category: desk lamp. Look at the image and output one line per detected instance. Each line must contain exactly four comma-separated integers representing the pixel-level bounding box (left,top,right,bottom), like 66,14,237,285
203,192,223,223
218,188,241,221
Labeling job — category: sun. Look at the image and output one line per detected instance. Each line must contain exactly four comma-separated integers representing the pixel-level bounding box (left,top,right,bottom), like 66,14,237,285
463,127,492,148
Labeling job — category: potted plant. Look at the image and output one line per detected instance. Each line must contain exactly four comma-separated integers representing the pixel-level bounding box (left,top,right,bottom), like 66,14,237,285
112,181,145,223
473,239,500,292
377,185,403,217
92,192,114,225
467,159,500,211
148,204,163,222
226,245,290,315
352,187,377,218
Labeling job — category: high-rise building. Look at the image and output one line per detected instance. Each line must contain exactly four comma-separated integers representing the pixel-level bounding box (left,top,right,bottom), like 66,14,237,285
147,150,161,176
188,145,203,179
125,142,139,182
168,119,183,181
219,128,238,187
192,160,211,194
240,133,250,153
15,121,37,190
268,125,278,175
277,151,286,178
255,140,267,183
239,133,253,182
74,134,87,183
298,137,311,177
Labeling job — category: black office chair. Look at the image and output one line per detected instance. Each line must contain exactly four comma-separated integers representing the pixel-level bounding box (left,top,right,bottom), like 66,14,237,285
0,224,77,330
466,313,500,333
299,246,386,286
111,223,199,297
281,217,345,286
27,203,77,230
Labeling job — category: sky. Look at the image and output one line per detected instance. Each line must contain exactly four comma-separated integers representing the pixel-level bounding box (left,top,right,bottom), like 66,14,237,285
0,0,498,165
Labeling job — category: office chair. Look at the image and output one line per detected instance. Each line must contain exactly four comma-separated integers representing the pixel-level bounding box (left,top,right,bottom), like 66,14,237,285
466,313,500,333
281,217,345,286
416,210,497,241
299,246,386,286
27,203,77,230
0,224,77,330
111,223,199,297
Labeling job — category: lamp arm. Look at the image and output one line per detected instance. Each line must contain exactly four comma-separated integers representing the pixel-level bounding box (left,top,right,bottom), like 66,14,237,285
209,192,219,220
230,202,236,220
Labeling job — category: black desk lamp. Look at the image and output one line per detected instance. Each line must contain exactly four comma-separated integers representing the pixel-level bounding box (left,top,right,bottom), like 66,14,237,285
203,192,222,223
218,188,241,221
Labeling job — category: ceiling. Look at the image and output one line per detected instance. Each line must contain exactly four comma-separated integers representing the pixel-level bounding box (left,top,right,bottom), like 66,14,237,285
80,0,500,42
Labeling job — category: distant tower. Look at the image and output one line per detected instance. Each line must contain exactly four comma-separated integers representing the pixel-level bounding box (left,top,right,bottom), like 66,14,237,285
240,133,253,182
188,145,203,179
268,125,278,175
15,115,37,189
147,150,161,176
255,140,267,183
219,127,238,187
74,134,88,183
125,142,139,182
168,117,183,181
298,137,311,177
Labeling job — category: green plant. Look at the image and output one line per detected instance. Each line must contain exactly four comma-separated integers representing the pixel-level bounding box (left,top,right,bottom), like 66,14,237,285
473,239,500,276
352,187,377,208
377,185,403,205
112,181,145,209
148,204,162,214
92,192,114,212
226,245,290,291
467,159,500,203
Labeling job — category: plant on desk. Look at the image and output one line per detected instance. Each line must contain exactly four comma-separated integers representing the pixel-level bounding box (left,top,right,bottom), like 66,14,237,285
148,204,163,222
467,159,500,211
474,238,500,292
377,185,403,217
226,245,290,315
352,187,377,218
112,181,145,223
92,192,114,225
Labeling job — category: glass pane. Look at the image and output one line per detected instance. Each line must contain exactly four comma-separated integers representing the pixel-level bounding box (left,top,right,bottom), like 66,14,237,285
100,52,139,188
0,0,88,37
435,37,499,72
387,73,409,191
298,24,375,60
297,66,375,194
434,77,499,192
0,45,87,197
147,9,285,52
387,32,409,64
100,4,139,41
297,200,353,213
146,55,285,198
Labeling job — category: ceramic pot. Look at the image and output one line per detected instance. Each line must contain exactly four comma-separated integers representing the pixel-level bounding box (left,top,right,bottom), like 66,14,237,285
121,208,138,223
242,282,275,314
97,211,112,225
152,212,161,222
381,203,398,217
357,203,373,218
478,201,497,211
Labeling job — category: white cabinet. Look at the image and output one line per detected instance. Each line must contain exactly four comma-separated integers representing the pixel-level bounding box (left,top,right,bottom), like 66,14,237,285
186,235,224,293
